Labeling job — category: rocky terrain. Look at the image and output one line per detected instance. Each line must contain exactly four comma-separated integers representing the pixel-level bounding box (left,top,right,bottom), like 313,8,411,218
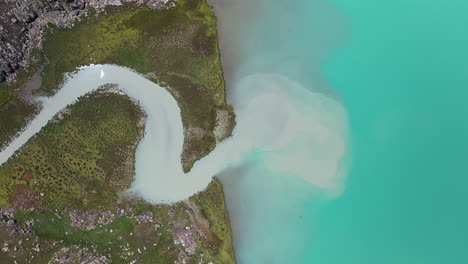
0,88,235,263
0,180,234,263
0,0,235,172
0,0,178,83
0,1,236,262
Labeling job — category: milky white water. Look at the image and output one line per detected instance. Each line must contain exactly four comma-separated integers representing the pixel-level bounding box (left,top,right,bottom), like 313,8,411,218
0,64,348,204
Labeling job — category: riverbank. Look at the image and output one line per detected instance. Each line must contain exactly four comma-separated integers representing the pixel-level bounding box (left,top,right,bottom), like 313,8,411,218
0,0,235,172
207,1,349,263
0,88,235,263
0,1,236,262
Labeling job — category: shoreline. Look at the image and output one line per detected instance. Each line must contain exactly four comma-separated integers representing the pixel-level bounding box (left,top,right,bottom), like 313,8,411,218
0,1,237,262
0,0,235,175
0,71,236,263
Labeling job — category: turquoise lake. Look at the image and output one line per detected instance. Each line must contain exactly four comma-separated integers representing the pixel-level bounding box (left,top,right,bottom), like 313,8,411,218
310,0,468,263
1,1,466,262
211,0,468,263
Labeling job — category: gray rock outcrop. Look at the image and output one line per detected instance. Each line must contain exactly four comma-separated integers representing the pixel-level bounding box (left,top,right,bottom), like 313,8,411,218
0,0,177,83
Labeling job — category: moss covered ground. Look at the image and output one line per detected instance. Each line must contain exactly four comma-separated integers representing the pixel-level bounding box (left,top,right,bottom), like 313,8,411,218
0,1,236,262
190,179,236,263
0,91,235,263
0,0,234,171
0,182,234,263
0,49,44,150
0,98,38,150
0,88,145,208
39,0,231,171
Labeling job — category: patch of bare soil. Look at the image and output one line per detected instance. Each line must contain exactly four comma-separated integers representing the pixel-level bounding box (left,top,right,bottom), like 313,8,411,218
10,185,44,209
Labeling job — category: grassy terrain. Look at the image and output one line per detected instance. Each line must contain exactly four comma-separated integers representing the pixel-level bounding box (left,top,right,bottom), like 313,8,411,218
0,0,233,172
0,88,144,208
0,98,38,150
37,0,231,171
0,49,44,149
0,48,44,105
10,204,181,263
0,91,235,263
0,1,236,262
190,179,236,263
0,0,232,202
2,184,234,263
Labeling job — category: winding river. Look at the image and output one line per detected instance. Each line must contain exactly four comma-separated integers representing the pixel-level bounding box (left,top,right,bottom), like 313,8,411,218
1,65,187,202
0,1,352,262
0,65,348,207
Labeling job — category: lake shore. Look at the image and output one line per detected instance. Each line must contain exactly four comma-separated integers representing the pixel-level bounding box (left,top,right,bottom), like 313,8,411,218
0,1,237,262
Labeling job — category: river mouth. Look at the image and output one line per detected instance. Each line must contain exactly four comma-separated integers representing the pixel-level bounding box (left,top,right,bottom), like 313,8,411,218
0,64,347,206
0,0,351,262
1,2,351,262
208,0,349,263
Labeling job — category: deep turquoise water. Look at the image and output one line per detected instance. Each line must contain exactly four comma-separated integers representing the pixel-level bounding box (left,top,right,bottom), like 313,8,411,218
308,0,468,263
212,0,468,263
2,1,465,262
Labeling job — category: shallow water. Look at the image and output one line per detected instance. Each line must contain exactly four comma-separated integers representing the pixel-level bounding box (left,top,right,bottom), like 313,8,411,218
209,0,349,263
0,0,351,261
6,0,463,262
0,64,347,209
212,0,468,263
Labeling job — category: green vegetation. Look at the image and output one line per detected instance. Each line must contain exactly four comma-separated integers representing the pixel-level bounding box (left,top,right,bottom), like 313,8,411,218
0,48,44,105
7,186,234,263
37,0,232,171
0,88,144,207
11,208,176,263
0,1,236,262
0,0,234,172
0,49,44,149
190,179,236,263
0,92,235,263
0,98,38,150
0,0,234,205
